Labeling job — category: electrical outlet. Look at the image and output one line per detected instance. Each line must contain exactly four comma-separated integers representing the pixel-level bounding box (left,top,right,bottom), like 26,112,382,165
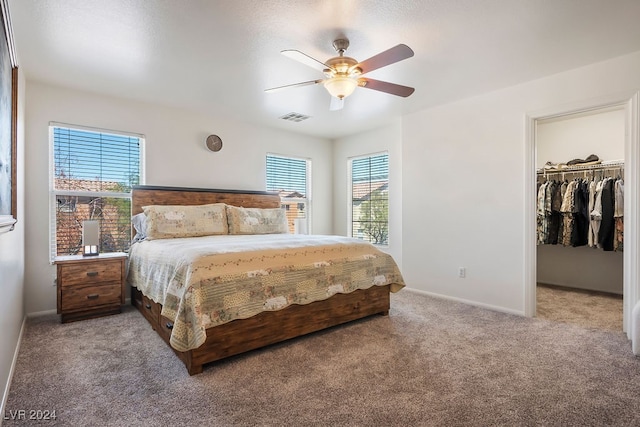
458,267,466,278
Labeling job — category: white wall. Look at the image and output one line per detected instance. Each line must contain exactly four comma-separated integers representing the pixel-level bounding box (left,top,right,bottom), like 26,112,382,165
536,108,625,294
1,68,25,416
537,246,623,294
24,82,333,314
333,121,403,267
536,108,625,168
402,50,640,314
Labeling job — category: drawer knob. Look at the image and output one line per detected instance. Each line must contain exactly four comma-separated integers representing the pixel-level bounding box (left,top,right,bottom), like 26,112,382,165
145,303,152,310
87,294,99,300
165,322,174,330
87,271,99,277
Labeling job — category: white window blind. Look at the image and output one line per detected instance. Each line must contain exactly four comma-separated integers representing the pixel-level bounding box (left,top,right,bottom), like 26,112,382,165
50,124,143,260
350,152,389,245
266,154,311,234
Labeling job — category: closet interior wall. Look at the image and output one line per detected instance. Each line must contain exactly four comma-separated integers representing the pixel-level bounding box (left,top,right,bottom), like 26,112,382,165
536,108,625,294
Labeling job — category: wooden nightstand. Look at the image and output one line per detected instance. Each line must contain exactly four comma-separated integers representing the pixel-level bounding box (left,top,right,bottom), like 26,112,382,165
55,252,127,323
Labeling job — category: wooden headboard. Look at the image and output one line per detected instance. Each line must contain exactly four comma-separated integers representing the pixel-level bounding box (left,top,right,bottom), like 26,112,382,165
131,185,281,215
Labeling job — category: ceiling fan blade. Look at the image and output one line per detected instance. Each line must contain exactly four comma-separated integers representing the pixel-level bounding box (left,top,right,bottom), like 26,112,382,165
353,44,414,75
265,79,324,93
281,49,328,73
329,96,344,111
358,78,415,97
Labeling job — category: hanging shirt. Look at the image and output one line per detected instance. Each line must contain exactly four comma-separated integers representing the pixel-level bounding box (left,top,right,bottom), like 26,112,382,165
536,182,547,245
590,179,604,248
614,179,624,218
614,179,624,252
560,180,577,247
599,178,615,251
571,179,589,247
548,181,563,245
587,180,597,247
557,181,567,242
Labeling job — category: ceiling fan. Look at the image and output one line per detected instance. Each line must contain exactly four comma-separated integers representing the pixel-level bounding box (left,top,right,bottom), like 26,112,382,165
265,38,415,111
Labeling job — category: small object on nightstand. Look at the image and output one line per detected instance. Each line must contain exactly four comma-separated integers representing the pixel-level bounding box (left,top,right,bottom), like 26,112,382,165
55,252,127,323
82,220,100,256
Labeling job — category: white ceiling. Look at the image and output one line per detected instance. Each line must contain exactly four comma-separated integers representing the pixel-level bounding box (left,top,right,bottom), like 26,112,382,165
8,0,640,139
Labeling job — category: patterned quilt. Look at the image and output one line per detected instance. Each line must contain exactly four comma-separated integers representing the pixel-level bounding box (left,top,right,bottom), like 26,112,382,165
127,234,405,351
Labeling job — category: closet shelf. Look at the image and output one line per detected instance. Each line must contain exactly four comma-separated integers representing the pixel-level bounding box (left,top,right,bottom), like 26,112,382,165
537,161,624,176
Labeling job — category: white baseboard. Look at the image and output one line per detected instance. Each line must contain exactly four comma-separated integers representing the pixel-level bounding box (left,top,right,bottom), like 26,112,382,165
537,281,623,296
0,316,26,427
25,309,56,318
401,286,525,317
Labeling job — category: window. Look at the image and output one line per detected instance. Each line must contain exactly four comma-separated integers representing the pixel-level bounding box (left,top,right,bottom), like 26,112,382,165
350,152,389,245
50,124,143,260
266,154,310,234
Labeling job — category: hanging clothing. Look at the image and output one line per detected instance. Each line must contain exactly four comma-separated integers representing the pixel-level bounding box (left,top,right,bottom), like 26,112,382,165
536,182,547,245
571,179,590,247
537,166,624,253
590,179,604,248
587,180,597,247
614,179,624,217
614,179,624,252
560,180,577,246
557,181,567,243
599,178,615,251
548,181,563,245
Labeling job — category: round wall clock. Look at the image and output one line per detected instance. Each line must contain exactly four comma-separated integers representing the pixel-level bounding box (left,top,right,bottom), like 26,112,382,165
205,134,223,152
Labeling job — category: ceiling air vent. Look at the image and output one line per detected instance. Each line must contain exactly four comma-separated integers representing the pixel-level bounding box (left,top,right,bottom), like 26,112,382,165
280,112,310,122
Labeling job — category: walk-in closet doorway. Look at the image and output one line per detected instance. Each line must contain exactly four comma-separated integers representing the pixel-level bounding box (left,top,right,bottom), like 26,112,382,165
535,107,624,331
525,91,640,351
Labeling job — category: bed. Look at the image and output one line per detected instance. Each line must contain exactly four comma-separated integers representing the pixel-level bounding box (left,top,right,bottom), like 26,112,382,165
128,185,405,375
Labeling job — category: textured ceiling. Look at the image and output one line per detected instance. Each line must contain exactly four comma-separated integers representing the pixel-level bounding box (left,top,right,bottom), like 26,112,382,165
8,0,640,139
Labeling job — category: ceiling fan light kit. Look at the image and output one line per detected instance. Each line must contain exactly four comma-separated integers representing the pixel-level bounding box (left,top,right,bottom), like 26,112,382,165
266,37,414,110
324,76,358,99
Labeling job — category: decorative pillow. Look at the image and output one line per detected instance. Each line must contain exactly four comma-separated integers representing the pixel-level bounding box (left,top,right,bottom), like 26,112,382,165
142,203,228,240
226,205,289,235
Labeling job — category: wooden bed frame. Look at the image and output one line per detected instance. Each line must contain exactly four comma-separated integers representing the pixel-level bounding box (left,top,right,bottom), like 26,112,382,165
129,185,391,375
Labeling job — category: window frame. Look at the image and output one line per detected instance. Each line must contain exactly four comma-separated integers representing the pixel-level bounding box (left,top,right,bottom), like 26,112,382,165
265,153,312,234
49,122,145,262
348,151,390,247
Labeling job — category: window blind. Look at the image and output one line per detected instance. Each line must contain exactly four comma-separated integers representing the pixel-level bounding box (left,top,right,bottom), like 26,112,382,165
266,155,308,197
51,125,143,259
266,154,310,234
351,153,389,245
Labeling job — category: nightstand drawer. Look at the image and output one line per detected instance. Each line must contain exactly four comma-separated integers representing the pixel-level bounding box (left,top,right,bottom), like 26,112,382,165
61,282,122,311
59,260,122,286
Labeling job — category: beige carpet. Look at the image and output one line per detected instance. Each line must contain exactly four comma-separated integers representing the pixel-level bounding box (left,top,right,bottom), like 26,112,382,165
4,291,640,426
536,284,623,331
